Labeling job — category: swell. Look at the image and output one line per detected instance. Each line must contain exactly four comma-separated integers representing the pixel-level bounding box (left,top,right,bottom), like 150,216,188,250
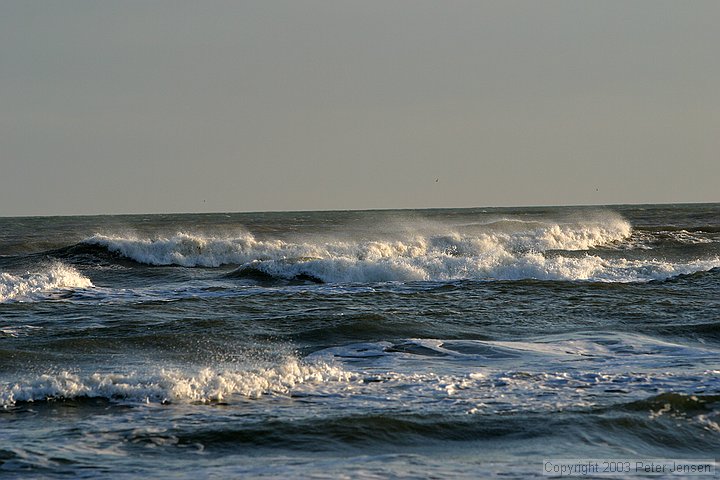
5,393,717,451
226,262,325,284
47,243,141,265
623,392,720,415
83,398,720,452
169,414,547,449
655,320,720,342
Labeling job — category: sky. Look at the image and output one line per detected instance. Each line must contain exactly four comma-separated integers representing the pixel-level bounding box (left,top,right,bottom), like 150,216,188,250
1,1,718,216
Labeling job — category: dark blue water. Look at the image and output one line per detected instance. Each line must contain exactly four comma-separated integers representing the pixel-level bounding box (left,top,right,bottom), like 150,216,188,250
1,204,719,478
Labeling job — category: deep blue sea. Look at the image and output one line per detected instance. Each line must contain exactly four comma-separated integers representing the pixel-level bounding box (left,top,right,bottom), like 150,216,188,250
1,204,719,478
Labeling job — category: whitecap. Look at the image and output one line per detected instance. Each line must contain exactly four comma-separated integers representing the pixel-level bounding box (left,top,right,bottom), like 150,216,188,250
0,263,93,303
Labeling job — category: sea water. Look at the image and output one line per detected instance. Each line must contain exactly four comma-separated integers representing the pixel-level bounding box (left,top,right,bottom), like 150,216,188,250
1,204,719,478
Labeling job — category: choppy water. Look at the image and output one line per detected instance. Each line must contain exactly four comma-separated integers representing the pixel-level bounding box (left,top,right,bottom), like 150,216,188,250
1,204,719,478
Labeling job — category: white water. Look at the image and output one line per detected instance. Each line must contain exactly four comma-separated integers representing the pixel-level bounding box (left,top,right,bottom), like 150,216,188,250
0,358,353,407
82,217,720,283
4,335,717,416
0,263,93,303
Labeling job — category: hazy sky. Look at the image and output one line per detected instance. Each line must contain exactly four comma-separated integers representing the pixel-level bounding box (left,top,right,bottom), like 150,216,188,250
1,1,718,216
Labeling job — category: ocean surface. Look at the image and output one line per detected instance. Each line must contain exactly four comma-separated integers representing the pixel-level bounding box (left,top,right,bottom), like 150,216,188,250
1,204,719,478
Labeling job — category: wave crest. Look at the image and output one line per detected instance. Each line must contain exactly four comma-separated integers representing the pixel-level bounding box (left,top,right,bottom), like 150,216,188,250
74,218,720,282
1,358,353,407
0,263,93,303
83,218,632,267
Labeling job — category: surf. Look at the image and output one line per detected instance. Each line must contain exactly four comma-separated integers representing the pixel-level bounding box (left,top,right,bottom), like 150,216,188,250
66,216,720,284
0,262,93,303
0,357,353,407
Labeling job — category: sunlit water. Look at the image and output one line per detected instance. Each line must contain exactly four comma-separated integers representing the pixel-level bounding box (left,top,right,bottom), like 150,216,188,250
1,204,719,478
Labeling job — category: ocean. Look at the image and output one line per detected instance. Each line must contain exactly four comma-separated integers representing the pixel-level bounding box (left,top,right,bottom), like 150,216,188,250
1,204,719,478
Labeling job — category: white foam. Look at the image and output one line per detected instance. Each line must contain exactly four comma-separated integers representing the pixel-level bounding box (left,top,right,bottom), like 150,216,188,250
0,358,354,407
247,249,720,284
0,263,93,303
81,218,720,283
305,337,720,414
85,232,278,267
85,217,631,265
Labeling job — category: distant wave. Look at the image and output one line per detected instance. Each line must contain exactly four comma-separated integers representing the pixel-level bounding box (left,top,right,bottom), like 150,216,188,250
75,217,720,283
82,217,632,267
0,263,93,303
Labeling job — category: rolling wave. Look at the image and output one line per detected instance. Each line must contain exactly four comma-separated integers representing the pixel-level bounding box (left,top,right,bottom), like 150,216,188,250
67,217,720,283
81,218,632,266
232,253,720,284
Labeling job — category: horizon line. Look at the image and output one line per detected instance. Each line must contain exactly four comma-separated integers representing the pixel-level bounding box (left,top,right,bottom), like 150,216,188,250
1,200,718,219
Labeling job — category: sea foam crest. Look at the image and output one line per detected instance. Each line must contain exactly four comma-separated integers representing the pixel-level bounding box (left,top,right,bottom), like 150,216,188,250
81,218,720,282
0,358,354,407
84,218,630,261
85,232,292,267
0,263,93,303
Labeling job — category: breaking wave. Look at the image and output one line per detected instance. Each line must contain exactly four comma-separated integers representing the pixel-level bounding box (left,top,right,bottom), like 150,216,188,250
82,218,632,268
0,263,93,303
76,217,720,283
234,253,720,284
1,358,353,407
